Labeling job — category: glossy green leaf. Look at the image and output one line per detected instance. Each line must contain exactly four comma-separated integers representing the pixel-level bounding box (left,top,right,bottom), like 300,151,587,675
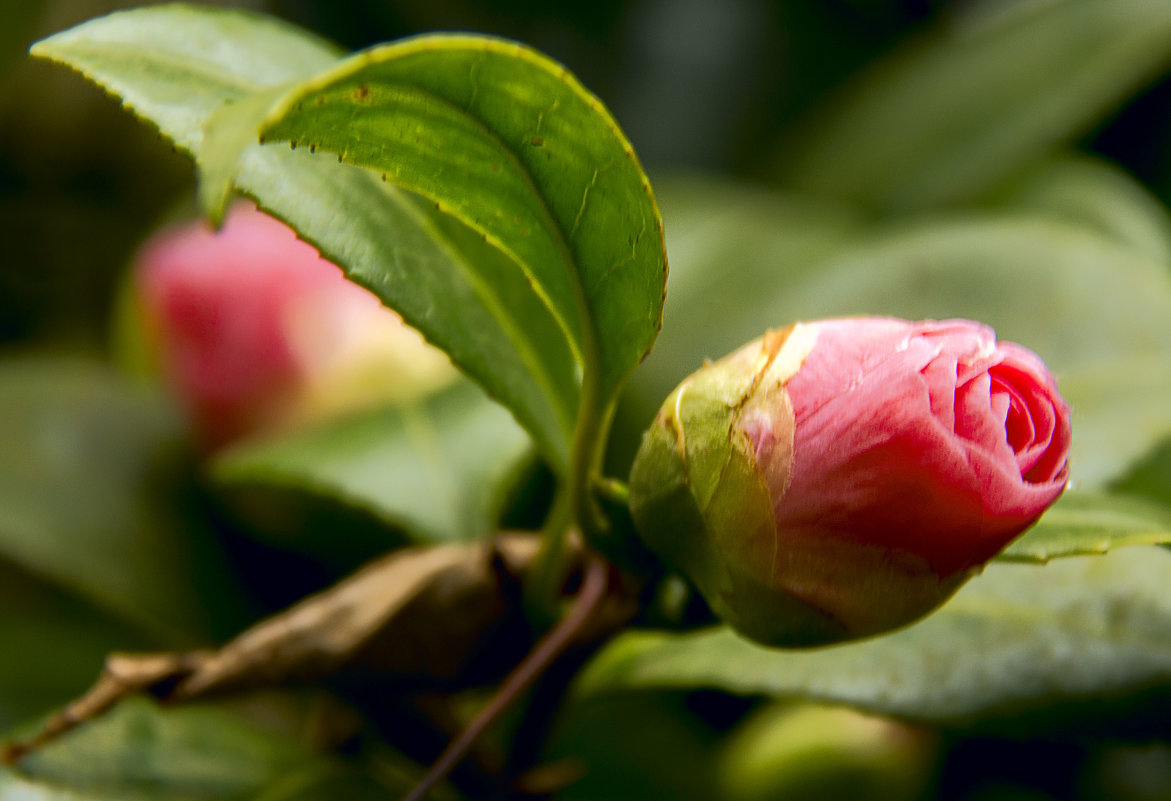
212,380,534,544
0,359,240,641
774,0,1171,211
245,33,667,437
1,697,399,801
246,152,576,473
29,4,342,151
999,491,1171,562
995,155,1171,267
577,548,1171,729
30,5,579,472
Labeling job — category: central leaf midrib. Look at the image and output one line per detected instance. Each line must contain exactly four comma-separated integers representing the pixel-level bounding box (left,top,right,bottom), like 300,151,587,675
386,183,577,456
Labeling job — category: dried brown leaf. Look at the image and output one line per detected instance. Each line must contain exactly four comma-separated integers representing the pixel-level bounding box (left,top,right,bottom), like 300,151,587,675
3,536,544,763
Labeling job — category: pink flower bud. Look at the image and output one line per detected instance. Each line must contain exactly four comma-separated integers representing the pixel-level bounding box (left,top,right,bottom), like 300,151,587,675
629,318,1071,646
135,204,454,449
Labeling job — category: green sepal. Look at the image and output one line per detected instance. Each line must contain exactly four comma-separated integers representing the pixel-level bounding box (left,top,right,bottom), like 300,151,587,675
629,376,845,647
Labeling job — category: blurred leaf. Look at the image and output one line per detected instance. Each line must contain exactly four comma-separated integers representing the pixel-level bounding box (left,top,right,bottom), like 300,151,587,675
629,174,862,386
545,692,722,801
611,174,863,470
2,696,396,801
628,194,1171,484
0,774,83,801
577,548,1171,731
1000,491,1171,562
718,703,933,801
0,358,238,641
250,763,408,801
0,562,151,732
775,0,1171,211
30,5,580,473
15,697,305,796
1057,356,1171,487
212,380,534,544
776,218,1171,373
1112,434,1171,509
995,155,1171,267
1078,742,1171,801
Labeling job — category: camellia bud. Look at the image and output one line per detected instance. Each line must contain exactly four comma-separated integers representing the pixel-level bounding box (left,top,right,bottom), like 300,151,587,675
630,318,1071,646
135,204,455,449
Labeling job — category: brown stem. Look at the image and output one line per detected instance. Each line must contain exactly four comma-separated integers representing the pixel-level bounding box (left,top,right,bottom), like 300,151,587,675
402,553,610,801
502,630,606,788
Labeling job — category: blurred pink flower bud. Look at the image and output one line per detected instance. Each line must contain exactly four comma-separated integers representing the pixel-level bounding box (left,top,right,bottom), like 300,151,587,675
630,317,1071,646
135,204,454,449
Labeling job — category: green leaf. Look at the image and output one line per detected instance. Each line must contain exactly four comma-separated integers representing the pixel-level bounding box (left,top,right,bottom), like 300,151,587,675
211,380,535,544
30,5,581,472
2,697,398,801
1000,491,1171,562
577,547,1171,730
0,358,242,641
28,3,343,152
250,151,577,473
0,775,83,801
245,33,668,451
774,0,1171,211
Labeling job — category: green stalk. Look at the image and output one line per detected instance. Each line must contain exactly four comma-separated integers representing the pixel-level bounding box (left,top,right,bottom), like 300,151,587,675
524,486,573,621
594,476,631,508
